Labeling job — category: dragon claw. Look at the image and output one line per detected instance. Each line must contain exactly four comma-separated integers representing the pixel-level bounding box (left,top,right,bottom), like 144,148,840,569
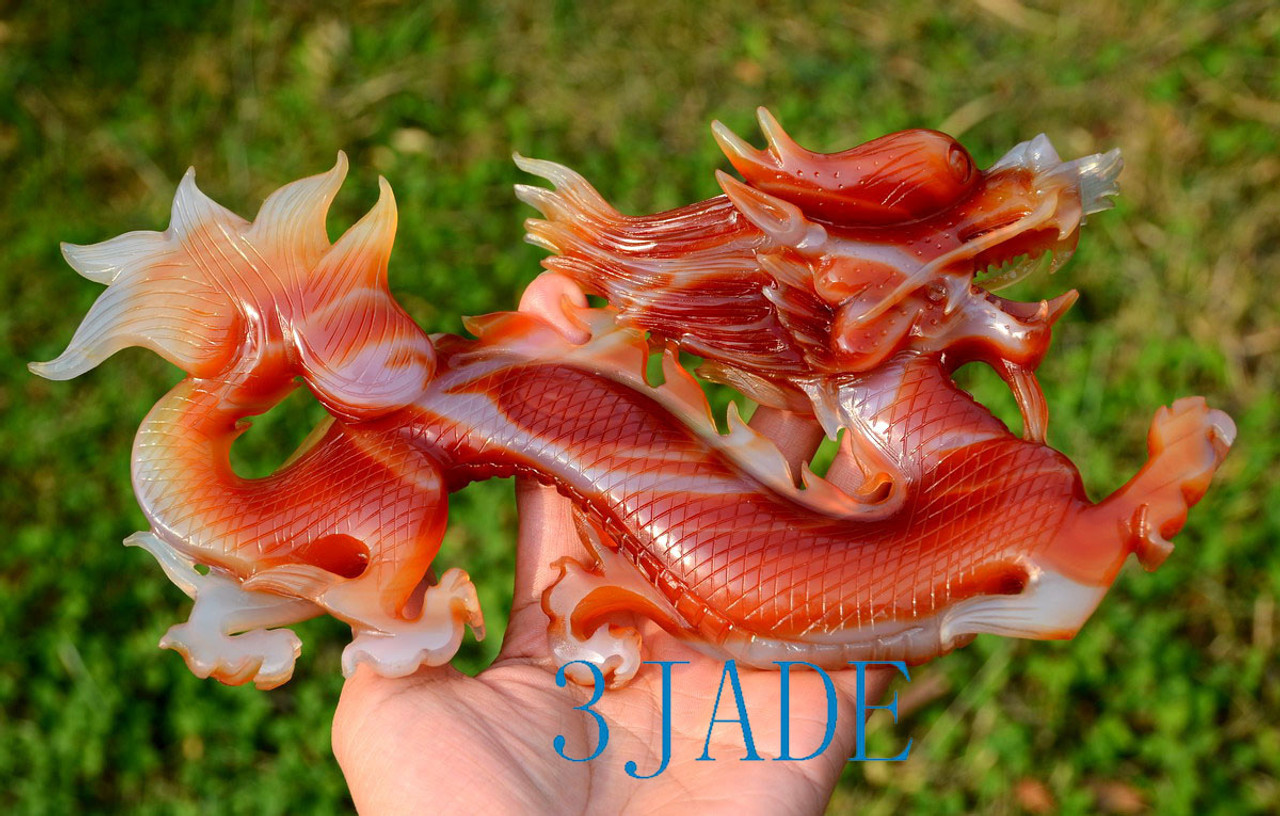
127,530,320,689
336,567,485,678
544,557,645,688
1121,397,1235,570
162,623,303,690
1059,397,1237,577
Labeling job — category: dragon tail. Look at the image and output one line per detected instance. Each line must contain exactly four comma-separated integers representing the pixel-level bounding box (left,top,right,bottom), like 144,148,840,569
31,159,468,688
31,153,436,421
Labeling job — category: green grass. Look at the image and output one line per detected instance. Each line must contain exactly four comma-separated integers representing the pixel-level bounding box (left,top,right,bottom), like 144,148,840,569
2,1,1276,812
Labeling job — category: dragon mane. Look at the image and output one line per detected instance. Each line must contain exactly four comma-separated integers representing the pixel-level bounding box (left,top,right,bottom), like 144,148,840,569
515,157,836,408
515,110,988,407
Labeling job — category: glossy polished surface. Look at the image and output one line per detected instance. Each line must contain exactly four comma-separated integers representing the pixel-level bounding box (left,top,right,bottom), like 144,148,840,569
32,112,1234,688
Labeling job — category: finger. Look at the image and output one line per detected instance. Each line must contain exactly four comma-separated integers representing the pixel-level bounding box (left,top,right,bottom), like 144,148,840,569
825,426,898,496
508,273,594,610
747,404,825,478
510,477,582,608
825,441,863,492
333,668,402,813
333,665,466,814
829,662,898,705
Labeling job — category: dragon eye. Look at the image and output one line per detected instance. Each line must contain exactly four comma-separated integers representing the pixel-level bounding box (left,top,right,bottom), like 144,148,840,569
948,145,975,184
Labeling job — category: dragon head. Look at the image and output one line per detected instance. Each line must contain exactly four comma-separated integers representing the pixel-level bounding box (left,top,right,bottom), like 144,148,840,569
713,109,1122,437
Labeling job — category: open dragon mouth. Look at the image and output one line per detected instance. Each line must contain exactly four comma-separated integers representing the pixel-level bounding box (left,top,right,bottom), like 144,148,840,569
973,246,1060,292
973,138,1122,293
960,137,1122,442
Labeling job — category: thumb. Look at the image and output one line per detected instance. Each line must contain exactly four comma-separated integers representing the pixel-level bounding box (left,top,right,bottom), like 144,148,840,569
510,477,583,610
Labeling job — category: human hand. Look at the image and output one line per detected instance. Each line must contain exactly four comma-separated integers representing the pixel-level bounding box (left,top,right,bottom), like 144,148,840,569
332,404,896,815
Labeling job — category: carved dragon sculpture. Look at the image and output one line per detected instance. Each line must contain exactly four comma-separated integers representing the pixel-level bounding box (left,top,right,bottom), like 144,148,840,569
31,110,1233,689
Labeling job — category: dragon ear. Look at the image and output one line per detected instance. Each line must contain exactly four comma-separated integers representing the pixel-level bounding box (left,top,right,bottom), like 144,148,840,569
713,108,979,225
716,170,827,249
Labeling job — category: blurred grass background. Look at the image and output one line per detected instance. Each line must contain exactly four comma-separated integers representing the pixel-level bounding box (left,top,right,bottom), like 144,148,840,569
2,1,1276,813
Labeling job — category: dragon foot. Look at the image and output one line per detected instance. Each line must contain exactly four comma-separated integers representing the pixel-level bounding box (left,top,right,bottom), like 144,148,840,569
1110,397,1235,570
336,567,486,678
1048,397,1235,587
160,624,304,690
542,515,690,688
126,531,320,689
543,557,645,687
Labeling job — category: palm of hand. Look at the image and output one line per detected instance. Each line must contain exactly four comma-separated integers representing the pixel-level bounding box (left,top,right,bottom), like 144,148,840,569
333,410,896,815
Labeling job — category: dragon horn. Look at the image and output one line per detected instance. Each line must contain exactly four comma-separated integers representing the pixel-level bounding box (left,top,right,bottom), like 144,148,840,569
755,107,807,166
711,118,771,175
711,107,806,179
715,170,826,250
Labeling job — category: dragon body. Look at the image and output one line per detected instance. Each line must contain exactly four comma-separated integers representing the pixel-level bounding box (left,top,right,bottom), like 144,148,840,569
32,113,1233,688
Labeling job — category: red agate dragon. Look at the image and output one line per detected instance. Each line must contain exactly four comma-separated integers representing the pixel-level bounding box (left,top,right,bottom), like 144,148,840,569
31,110,1233,690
